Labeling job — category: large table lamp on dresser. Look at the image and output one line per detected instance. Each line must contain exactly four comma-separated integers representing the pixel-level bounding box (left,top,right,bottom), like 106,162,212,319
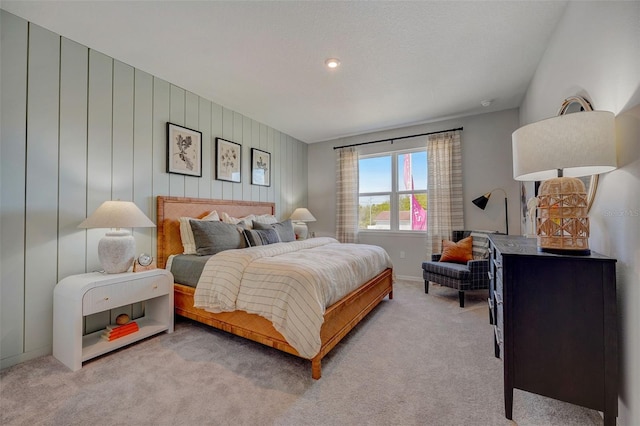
511,96,616,254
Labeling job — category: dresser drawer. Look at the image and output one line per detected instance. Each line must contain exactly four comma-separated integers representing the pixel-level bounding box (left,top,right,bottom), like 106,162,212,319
495,263,503,295
492,251,504,294
488,296,495,325
494,293,504,332
494,291,504,358
494,325,504,360
494,249,502,264
490,243,503,290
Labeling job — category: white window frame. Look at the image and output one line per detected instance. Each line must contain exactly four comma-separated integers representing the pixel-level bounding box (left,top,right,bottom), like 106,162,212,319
358,148,427,233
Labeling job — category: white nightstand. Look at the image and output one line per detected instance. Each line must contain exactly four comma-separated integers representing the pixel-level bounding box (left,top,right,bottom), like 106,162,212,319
53,269,174,371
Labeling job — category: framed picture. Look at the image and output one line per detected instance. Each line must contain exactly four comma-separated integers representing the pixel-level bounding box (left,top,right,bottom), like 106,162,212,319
251,148,271,187
167,123,202,177
215,137,242,183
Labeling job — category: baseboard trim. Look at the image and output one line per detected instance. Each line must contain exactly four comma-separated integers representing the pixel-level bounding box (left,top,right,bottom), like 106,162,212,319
395,275,422,282
1,346,51,370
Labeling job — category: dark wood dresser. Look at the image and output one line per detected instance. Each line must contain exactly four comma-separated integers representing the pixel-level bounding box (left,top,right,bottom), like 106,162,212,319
488,235,618,425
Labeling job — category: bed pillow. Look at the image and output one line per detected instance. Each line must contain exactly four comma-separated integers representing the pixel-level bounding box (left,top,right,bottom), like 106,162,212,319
179,211,220,254
253,214,278,225
221,212,257,229
439,236,473,264
190,219,246,255
243,228,281,247
253,219,296,242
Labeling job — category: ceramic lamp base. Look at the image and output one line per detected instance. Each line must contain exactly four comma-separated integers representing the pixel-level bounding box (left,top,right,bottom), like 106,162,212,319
98,230,135,273
293,222,309,240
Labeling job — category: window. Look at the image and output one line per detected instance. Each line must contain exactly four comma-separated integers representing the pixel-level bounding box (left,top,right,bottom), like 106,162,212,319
358,149,427,231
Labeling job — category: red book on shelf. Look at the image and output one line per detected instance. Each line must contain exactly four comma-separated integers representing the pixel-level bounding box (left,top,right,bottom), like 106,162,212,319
101,326,139,341
105,324,139,338
102,322,139,339
106,321,138,333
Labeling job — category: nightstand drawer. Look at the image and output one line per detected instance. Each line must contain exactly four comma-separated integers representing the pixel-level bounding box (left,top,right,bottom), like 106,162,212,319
82,281,133,315
128,275,170,303
82,275,170,315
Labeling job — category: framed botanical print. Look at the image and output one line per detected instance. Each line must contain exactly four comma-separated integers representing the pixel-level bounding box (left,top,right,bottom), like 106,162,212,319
167,123,202,177
251,148,271,187
215,137,241,183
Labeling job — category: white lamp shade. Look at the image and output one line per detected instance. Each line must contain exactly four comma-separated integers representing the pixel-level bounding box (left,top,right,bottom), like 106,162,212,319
289,208,316,222
512,110,616,181
78,200,156,229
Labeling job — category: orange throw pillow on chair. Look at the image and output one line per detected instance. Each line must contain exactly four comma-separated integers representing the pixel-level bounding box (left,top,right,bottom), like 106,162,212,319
439,236,473,263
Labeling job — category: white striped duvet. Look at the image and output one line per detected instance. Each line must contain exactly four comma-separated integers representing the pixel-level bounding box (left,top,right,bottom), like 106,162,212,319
193,237,393,358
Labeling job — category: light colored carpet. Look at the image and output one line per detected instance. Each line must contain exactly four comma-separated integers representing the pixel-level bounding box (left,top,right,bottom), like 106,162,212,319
1,280,603,426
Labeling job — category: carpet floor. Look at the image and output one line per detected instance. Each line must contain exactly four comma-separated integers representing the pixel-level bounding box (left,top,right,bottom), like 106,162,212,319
1,280,604,425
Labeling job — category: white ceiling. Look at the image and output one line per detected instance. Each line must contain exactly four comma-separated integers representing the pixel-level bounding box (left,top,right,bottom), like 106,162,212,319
1,1,567,143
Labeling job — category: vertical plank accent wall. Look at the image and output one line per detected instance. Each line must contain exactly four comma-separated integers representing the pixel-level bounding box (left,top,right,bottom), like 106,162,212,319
0,10,309,368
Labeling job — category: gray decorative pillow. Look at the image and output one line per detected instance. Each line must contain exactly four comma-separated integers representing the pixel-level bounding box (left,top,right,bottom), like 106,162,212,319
243,228,281,247
253,219,296,242
189,220,246,255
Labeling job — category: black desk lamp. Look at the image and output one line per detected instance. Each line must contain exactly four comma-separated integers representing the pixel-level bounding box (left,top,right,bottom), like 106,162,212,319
472,189,509,235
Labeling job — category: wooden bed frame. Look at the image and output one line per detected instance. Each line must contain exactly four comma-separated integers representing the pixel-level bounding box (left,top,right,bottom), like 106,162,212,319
157,196,393,379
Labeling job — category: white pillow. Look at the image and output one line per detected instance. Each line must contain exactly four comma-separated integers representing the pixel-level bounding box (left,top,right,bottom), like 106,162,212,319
221,212,256,229
179,210,219,254
253,214,278,225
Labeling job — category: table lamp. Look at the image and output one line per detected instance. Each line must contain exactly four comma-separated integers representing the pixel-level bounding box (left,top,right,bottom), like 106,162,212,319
512,96,616,254
79,200,156,273
289,208,316,240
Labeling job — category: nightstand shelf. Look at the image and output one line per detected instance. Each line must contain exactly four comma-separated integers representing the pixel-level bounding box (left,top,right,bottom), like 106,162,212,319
81,317,168,361
54,269,174,371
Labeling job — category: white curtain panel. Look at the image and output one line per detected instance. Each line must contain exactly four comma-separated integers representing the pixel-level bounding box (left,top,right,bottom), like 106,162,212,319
426,131,464,255
335,147,359,243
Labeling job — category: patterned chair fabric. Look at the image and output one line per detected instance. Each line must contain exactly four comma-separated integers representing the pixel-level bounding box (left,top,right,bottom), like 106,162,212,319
422,230,493,308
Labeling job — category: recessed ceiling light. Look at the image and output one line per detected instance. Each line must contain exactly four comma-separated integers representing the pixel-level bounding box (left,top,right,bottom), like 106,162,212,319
325,58,341,69
481,99,492,107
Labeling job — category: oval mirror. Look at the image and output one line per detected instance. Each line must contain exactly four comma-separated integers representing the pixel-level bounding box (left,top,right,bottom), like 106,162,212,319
557,96,599,212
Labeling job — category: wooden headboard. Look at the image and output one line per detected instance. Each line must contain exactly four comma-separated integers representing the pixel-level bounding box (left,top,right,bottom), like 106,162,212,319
156,196,275,269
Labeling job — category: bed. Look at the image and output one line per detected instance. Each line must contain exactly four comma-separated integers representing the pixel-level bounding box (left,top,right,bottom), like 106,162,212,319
156,196,393,379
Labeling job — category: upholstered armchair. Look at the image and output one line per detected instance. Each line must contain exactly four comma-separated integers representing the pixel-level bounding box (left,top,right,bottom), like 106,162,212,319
422,230,493,308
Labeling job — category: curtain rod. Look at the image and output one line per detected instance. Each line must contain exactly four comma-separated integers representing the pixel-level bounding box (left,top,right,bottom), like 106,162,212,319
333,127,463,150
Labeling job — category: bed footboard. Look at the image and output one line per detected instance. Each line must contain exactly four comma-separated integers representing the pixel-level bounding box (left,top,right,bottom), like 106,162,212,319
173,267,393,379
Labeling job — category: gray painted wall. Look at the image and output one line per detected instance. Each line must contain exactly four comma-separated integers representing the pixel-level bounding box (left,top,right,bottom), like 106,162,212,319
307,108,520,279
518,3,640,424
0,10,308,368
